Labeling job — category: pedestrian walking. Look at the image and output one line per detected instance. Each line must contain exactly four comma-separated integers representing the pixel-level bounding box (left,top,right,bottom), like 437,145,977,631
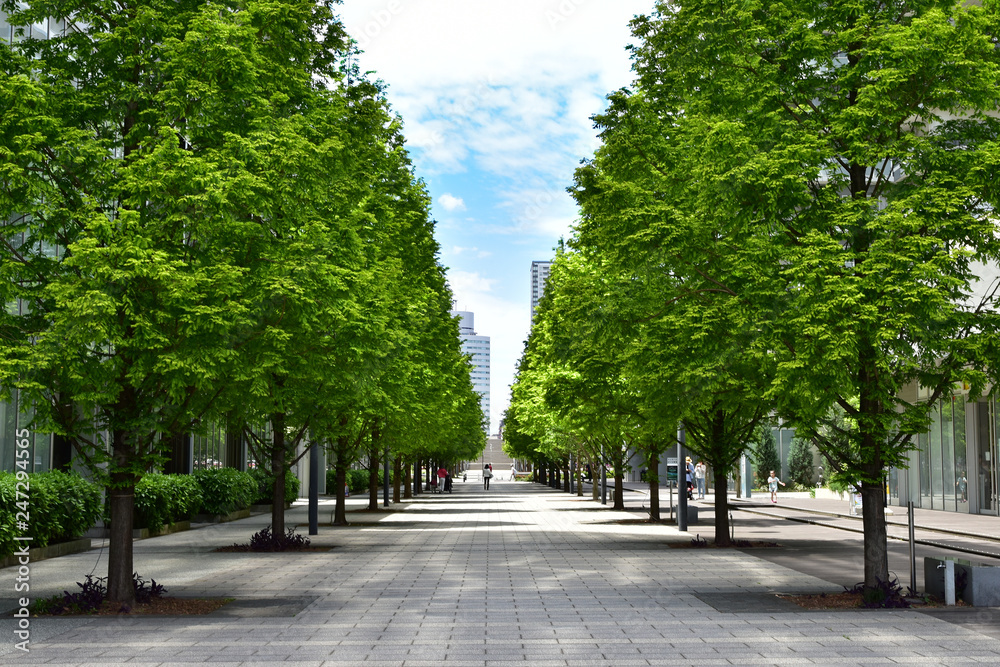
437,465,448,493
444,471,453,494
694,461,707,499
767,470,786,504
483,464,493,490
510,463,516,481
685,457,694,500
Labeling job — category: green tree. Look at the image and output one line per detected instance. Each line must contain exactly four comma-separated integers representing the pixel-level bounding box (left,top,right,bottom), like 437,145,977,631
752,428,781,488
787,437,814,488
616,0,1000,592
0,0,348,604
569,90,775,541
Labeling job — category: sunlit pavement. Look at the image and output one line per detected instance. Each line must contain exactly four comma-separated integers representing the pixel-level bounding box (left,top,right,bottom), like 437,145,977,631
3,480,1000,665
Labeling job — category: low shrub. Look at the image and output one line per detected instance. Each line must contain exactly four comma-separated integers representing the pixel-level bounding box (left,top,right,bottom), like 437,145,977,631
0,471,102,557
326,468,389,495
248,467,300,505
247,525,311,552
192,468,256,516
844,576,910,609
33,572,166,615
346,469,368,494
133,474,203,532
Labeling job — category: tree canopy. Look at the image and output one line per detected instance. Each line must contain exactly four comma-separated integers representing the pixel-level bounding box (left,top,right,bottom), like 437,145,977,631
1,0,483,604
510,0,1000,585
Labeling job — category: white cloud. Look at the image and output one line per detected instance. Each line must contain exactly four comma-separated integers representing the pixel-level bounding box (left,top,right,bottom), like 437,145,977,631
340,1,648,224
438,193,466,212
335,1,650,433
449,246,492,259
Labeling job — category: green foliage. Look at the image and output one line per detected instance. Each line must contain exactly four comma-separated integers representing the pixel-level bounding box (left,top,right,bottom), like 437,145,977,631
0,471,102,556
345,469,367,494
132,474,204,532
566,0,1000,583
787,437,815,487
192,468,257,516
0,476,14,558
0,0,484,598
752,429,781,484
248,468,300,506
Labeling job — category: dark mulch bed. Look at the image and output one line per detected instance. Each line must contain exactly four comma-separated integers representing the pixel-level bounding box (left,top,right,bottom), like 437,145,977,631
778,591,965,609
36,597,233,616
213,544,332,553
668,537,781,548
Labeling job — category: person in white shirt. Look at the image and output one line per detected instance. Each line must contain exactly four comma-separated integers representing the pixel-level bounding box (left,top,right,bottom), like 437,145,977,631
694,461,707,499
767,470,786,504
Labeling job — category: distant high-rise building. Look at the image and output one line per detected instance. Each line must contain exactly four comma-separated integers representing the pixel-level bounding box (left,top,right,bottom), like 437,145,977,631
452,310,490,432
530,261,552,321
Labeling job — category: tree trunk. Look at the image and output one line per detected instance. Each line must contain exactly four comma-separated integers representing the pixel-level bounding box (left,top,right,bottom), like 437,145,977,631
576,457,583,496
414,459,421,494
613,466,625,511
393,455,401,503
592,458,599,501
538,463,546,486
858,332,890,590
714,471,731,547
333,434,349,526
367,447,378,511
648,450,660,522
861,477,889,587
404,458,412,499
563,463,570,492
106,462,137,606
271,412,287,536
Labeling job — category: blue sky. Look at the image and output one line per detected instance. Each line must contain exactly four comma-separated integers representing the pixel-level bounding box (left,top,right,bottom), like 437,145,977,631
337,0,655,433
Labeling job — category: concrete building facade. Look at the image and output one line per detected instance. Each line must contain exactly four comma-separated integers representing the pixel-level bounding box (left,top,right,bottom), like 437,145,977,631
530,261,552,322
452,310,490,433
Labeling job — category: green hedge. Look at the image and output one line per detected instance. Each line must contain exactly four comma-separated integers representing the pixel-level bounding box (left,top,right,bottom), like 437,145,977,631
133,474,203,532
324,468,387,496
248,468,300,505
347,469,368,494
192,468,256,516
0,470,102,557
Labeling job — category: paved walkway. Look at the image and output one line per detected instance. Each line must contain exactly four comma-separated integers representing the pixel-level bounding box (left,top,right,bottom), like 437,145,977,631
3,480,1000,665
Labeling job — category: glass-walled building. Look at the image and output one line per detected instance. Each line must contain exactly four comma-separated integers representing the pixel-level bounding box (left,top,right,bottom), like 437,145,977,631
890,385,998,515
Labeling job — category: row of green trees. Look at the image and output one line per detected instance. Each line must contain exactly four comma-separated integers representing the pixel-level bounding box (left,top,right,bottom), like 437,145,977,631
505,0,1000,594
0,0,485,605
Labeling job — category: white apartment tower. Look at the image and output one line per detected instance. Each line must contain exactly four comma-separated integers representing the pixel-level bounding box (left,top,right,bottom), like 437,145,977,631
530,261,552,321
452,311,490,432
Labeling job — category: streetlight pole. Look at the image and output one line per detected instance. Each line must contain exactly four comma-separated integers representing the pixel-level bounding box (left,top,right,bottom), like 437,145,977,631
601,443,607,505
678,423,688,532
382,448,390,508
308,440,318,535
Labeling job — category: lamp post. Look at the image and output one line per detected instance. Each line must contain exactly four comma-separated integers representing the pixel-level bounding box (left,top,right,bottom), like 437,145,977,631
308,440,319,535
383,447,390,508
678,423,688,532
